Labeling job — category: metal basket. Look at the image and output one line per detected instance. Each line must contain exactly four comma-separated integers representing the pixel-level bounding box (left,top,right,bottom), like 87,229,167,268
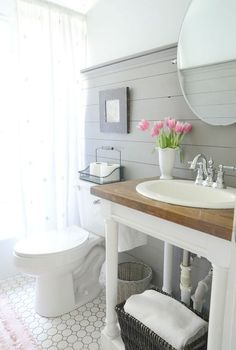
79,146,124,185
117,262,152,304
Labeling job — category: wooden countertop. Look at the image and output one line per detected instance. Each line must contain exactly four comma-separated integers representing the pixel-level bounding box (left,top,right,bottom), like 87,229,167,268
91,178,234,241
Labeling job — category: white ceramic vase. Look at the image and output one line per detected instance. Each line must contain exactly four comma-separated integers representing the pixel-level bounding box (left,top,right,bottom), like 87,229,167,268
157,147,178,180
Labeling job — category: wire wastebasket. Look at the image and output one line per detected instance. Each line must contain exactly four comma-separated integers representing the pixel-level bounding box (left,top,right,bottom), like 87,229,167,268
117,262,152,304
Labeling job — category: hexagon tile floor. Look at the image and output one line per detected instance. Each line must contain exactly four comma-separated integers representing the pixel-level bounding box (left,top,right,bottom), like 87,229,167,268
0,274,106,349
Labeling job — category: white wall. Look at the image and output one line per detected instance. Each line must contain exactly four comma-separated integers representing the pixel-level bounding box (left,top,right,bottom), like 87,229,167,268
86,0,191,67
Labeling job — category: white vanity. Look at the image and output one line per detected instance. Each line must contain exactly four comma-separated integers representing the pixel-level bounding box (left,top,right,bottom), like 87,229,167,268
91,178,236,350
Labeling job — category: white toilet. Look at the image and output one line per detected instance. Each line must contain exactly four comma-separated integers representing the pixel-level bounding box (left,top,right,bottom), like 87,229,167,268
13,180,105,317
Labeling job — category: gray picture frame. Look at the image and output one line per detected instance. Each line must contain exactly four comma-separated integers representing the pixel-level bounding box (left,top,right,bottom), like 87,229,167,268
99,87,129,133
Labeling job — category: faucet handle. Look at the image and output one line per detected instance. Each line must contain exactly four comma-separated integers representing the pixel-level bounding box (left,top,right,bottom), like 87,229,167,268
222,165,236,171
213,164,236,189
208,157,214,168
213,165,225,189
208,158,215,177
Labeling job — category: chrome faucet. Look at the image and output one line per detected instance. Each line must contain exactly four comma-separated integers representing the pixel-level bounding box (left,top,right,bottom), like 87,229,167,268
189,154,208,185
189,154,236,189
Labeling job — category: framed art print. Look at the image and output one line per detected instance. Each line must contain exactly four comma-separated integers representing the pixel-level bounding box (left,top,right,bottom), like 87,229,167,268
99,87,129,133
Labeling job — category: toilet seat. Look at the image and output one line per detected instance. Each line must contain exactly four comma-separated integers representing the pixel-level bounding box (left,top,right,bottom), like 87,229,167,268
14,226,89,258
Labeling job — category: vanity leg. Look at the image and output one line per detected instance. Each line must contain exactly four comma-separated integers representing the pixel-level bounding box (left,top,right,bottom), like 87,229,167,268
207,264,228,350
103,218,120,340
162,242,173,294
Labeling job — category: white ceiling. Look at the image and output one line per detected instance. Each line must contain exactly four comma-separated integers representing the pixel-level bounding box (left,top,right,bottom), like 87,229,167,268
45,0,99,14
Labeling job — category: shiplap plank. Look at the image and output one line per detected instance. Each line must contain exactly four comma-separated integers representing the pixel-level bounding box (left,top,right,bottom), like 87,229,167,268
82,95,196,122
195,104,236,119
183,75,236,94
130,96,196,120
82,59,177,90
182,90,236,106
83,72,181,106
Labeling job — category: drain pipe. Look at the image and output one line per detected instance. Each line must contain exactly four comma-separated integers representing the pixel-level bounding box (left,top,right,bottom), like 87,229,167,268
180,250,192,306
162,242,173,294
192,268,213,313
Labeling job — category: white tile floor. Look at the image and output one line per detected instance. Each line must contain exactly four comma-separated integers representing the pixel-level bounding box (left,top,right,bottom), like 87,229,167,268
0,274,105,349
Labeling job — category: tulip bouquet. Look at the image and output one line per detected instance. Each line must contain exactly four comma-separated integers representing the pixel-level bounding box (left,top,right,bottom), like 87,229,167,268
137,118,192,149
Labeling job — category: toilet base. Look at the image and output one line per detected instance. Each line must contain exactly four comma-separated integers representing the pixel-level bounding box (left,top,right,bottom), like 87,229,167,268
35,272,75,317
35,273,103,317
35,245,105,317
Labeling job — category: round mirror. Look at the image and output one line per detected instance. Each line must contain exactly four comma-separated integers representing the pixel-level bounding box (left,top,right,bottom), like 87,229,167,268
177,0,236,125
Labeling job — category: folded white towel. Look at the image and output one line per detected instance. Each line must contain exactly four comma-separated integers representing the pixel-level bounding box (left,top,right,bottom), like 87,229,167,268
124,290,208,350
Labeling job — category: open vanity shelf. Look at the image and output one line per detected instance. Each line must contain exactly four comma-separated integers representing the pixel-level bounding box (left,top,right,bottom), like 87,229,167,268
91,178,236,350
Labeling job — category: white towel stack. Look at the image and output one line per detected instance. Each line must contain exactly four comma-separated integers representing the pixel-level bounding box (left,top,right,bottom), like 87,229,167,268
124,290,208,350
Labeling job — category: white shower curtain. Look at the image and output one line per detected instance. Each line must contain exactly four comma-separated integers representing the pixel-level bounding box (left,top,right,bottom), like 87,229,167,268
0,0,86,239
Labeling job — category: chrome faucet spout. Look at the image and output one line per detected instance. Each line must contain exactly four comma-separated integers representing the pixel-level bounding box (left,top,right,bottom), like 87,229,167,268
189,153,208,176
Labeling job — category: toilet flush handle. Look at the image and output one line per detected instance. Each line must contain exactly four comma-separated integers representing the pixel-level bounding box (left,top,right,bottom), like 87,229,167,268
93,199,101,205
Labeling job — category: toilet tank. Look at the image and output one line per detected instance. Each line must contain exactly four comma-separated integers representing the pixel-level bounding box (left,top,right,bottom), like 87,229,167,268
77,180,105,237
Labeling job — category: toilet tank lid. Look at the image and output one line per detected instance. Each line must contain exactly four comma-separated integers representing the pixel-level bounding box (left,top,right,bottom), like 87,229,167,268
14,226,89,257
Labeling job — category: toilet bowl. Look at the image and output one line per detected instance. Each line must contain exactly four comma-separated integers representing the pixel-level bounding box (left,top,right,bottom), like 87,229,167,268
13,180,105,317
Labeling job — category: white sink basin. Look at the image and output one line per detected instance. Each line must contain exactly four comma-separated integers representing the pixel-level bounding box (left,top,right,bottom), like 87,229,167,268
136,179,236,209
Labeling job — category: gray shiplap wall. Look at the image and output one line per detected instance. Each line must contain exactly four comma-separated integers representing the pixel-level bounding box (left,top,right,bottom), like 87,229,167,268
81,45,236,295
82,45,236,186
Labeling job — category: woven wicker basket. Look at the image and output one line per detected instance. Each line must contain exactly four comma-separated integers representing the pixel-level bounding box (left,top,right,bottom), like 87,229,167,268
116,288,208,350
117,262,152,304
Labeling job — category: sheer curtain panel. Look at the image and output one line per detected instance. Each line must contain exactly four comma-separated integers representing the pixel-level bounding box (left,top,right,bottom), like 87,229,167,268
0,15,22,240
1,0,86,238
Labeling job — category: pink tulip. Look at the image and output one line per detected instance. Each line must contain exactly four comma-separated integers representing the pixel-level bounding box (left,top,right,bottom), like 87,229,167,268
155,120,164,129
151,124,160,137
137,119,149,131
166,118,176,130
175,121,185,134
183,122,192,133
